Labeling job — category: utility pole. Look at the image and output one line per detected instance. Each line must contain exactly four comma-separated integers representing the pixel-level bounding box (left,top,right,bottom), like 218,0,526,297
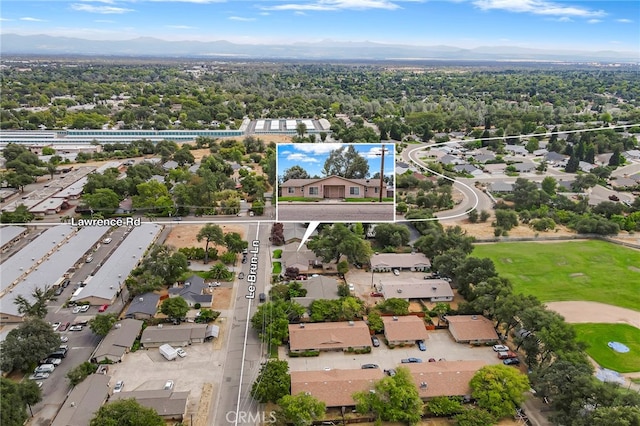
379,143,385,203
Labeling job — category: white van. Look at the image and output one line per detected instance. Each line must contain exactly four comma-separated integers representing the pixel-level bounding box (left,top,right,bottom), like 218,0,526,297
35,364,55,373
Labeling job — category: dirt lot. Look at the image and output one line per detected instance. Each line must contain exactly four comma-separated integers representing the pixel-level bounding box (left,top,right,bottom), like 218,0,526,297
165,224,246,250
545,301,640,329
211,287,232,310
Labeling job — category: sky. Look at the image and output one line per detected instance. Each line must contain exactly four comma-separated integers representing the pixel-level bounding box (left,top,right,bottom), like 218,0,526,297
277,143,395,179
0,0,638,52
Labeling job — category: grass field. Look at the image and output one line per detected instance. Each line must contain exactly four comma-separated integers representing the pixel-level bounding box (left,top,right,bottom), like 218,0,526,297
473,240,640,311
573,323,640,373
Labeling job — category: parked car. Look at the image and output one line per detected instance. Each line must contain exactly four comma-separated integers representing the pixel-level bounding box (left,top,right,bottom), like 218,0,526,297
113,380,124,392
498,351,518,359
392,269,400,276
401,358,422,363
72,306,82,314
238,272,245,279
609,194,620,201
371,336,380,347
35,364,55,374
51,322,61,331
79,305,90,313
61,279,70,288
59,322,70,331
98,304,109,312
53,287,64,296
384,369,396,376
361,364,379,369
29,372,50,380
85,256,94,263
417,340,426,351
164,380,174,390
503,357,521,365
370,292,384,297
428,358,437,362
176,348,187,358
59,336,69,343
259,293,266,303
102,238,112,244
44,358,62,366
69,325,83,331
348,283,355,291
492,344,510,352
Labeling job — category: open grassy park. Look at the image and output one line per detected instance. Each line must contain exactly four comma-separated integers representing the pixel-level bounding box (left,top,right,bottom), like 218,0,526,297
573,324,640,373
472,240,640,311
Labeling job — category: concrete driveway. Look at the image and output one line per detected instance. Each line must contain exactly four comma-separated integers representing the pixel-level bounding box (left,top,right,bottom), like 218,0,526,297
284,330,502,373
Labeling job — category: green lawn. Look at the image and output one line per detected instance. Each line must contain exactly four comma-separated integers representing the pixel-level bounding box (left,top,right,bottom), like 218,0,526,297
473,240,640,311
273,249,282,259
272,261,282,274
573,323,640,373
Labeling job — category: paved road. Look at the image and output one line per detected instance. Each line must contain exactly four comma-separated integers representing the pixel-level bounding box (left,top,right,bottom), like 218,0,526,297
212,221,272,426
277,202,395,222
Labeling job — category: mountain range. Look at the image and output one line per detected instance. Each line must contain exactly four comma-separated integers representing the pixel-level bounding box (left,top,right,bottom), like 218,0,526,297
1,33,638,62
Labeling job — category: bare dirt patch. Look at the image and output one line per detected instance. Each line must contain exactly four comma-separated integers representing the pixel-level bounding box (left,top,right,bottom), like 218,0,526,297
211,287,232,310
454,220,575,240
165,224,246,250
546,301,640,329
193,382,213,426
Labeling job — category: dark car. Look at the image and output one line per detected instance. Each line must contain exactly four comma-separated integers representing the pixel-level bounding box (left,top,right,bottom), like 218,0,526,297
361,364,379,369
503,357,521,365
609,194,620,202
417,340,426,351
371,336,380,347
238,272,245,279
53,287,64,296
61,279,70,288
259,293,266,303
370,292,384,297
384,369,396,376
401,358,422,363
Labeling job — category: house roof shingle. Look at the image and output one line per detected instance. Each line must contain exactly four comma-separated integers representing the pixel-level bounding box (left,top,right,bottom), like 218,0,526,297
288,321,372,351
382,315,429,342
291,369,384,407
370,252,431,269
406,360,487,399
445,315,499,342
380,278,453,300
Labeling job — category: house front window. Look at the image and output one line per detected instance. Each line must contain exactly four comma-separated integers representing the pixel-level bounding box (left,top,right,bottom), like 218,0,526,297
287,187,295,194
349,187,360,195
308,187,319,195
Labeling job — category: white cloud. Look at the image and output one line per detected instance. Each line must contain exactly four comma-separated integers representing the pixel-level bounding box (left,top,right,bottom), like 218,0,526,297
554,16,572,22
286,153,320,163
71,4,134,13
20,17,47,22
94,19,116,23
264,0,402,12
0,18,13,22
166,25,197,29
587,19,601,24
228,16,256,21
362,146,386,159
292,143,344,155
473,0,606,18
617,18,633,24
280,150,292,155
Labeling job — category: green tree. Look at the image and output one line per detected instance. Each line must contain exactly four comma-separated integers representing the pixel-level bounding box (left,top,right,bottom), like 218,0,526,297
197,224,224,264
282,165,310,181
353,367,424,425
378,298,410,316
337,260,349,277
454,407,495,426
307,223,373,265
366,311,384,333
13,286,53,319
251,300,304,347
160,297,190,320
1,204,35,223
18,378,42,417
208,262,233,281
322,145,370,179
425,396,464,417
0,318,61,372
139,245,188,285
1,378,29,426
66,361,99,386
277,392,326,426
250,360,290,403
470,364,530,419
494,209,518,231
373,223,411,247
224,232,247,254
82,188,121,215
88,313,118,337
541,176,557,195
90,398,164,426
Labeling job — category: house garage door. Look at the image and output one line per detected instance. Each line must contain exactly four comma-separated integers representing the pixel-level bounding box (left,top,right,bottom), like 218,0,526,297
324,185,345,198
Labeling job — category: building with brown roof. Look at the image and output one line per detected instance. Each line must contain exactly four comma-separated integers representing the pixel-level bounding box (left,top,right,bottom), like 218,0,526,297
382,316,429,345
380,278,453,302
370,252,431,272
291,368,384,407
110,390,189,420
445,315,499,344
288,321,372,353
404,360,487,399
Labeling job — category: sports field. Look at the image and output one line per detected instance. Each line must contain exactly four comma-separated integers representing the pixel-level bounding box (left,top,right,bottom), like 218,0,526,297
573,323,640,373
472,240,640,311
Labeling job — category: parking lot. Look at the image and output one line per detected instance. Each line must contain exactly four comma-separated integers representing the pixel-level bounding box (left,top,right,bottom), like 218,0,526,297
284,329,502,372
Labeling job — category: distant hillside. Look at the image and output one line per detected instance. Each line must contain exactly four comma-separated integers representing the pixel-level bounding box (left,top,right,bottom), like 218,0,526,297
1,33,638,62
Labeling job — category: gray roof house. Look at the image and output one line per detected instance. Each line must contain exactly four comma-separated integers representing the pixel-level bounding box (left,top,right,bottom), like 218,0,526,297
292,275,341,308
544,152,568,165
380,278,453,302
504,145,528,156
489,182,514,193
125,292,160,319
140,324,208,348
578,161,595,173
513,162,535,173
51,374,111,426
92,318,143,363
370,252,431,272
440,154,465,165
454,164,483,176
162,160,179,170
110,390,189,421
168,275,212,307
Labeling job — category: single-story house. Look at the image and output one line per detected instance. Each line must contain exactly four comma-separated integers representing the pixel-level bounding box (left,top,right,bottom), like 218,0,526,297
140,324,208,348
281,247,322,273
279,175,387,199
439,154,465,166
445,315,499,344
489,182,514,193
168,275,212,308
471,153,495,164
624,150,640,160
288,321,372,353
405,360,487,400
92,318,143,363
512,162,535,173
504,145,528,156
292,275,341,308
544,151,568,165
454,164,483,176
596,153,614,165
382,316,429,345
610,177,638,189
578,161,595,173
370,252,431,272
110,390,189,421
380,278,453,302
533,148,548,157
162,160,178,170
51,374,111,426
125,293,160,319
484,163,507,175
283,223,317,244
291,369,384,407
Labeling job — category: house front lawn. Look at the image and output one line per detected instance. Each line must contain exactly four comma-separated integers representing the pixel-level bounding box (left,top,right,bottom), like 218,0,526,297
272,261,282,274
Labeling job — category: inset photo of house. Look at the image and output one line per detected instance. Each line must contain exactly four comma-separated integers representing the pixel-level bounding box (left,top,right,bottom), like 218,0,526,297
276,143,396,222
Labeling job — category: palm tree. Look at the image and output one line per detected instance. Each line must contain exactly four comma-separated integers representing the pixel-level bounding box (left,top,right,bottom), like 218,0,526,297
14,286,54,319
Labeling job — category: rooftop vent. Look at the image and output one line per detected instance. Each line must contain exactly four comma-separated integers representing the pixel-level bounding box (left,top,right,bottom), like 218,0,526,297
471,315,478,320
420,382,428,389
348,321,354,326
392,316,398,321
